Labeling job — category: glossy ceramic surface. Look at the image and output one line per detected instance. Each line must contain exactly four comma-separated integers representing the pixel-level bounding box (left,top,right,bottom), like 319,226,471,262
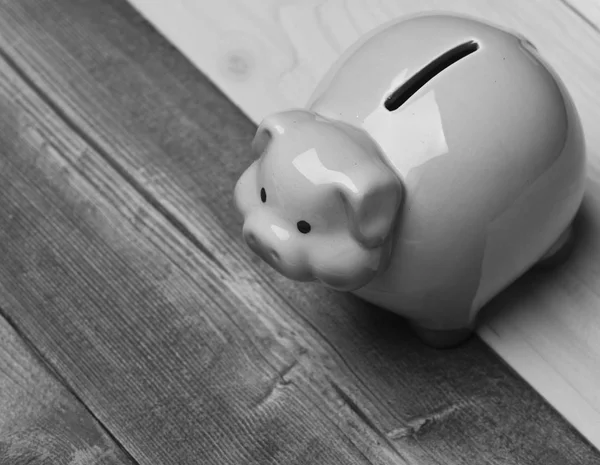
234,13,586,346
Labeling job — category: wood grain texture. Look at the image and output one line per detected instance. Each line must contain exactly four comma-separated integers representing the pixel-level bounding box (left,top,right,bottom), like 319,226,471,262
563,0,600,31
125,0,600,446
0,317,135,465
0,0,597,464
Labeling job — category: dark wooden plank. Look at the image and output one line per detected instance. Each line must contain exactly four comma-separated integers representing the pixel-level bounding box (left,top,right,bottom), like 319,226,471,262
0,30,401,465
0,317,135,465
0,1,596,464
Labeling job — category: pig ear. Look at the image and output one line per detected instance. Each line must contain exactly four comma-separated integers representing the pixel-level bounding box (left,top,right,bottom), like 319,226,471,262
337,162,403,249
253,109,317,155
251,125,272,156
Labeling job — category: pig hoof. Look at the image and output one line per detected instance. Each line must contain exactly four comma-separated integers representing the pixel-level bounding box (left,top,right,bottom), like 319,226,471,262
410,323,474,349
535,225,574,269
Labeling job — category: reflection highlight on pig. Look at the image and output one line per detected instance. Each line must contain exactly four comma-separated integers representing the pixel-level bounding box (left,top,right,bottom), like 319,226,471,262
234,109,403,291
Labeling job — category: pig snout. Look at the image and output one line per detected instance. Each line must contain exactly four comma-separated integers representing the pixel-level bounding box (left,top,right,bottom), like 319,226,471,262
242,210,314,282
244,230,281,263
234,109,404,292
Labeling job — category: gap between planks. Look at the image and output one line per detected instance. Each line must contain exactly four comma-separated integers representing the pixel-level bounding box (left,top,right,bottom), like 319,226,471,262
0,307,136,465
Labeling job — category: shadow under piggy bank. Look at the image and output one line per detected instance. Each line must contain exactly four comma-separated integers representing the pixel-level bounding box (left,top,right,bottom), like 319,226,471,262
477,195,599,330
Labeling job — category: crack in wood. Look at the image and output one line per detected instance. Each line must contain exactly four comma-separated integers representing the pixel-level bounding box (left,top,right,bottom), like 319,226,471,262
387,403,468,440
252,359,299,409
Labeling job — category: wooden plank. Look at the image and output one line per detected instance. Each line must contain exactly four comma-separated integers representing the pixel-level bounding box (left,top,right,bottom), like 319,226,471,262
124,0,600,446
0,39,388,465
0,316,135,464
0,0,597,463
564,0,600,31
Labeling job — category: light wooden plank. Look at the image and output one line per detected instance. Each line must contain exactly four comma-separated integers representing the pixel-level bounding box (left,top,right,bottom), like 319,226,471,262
126,0,600,446
0,0,596,462
563,0,600,31
0,316,135,464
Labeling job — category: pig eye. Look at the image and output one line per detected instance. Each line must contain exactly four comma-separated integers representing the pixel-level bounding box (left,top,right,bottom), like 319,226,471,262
297,220,311,234
260,188,266,203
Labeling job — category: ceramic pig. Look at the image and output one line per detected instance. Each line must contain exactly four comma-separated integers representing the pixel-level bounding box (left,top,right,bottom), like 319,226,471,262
234,14,586,348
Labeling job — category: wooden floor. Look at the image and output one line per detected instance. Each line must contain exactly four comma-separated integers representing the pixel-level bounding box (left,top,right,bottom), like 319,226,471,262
0,1,598,464
127,0,600,448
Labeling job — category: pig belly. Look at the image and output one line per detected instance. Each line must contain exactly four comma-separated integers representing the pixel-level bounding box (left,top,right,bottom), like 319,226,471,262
352,225,487,331
352,141,585,332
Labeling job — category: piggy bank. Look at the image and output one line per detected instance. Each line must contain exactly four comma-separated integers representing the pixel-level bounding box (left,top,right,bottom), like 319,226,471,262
234,14,586,347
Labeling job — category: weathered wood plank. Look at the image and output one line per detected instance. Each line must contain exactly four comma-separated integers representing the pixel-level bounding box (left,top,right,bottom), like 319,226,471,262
0,316,135,465
0,1,597,464
0,43,386,465
125,0,600,445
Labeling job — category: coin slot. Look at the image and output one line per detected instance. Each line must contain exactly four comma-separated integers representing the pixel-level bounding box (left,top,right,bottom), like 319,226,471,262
384,40,480,111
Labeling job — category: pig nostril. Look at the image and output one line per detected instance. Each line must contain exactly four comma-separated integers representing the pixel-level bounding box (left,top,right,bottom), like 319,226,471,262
245,232,258,247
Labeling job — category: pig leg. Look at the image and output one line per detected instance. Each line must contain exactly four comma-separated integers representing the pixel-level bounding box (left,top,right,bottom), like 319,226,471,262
535,224,574,269
410,323,474,349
